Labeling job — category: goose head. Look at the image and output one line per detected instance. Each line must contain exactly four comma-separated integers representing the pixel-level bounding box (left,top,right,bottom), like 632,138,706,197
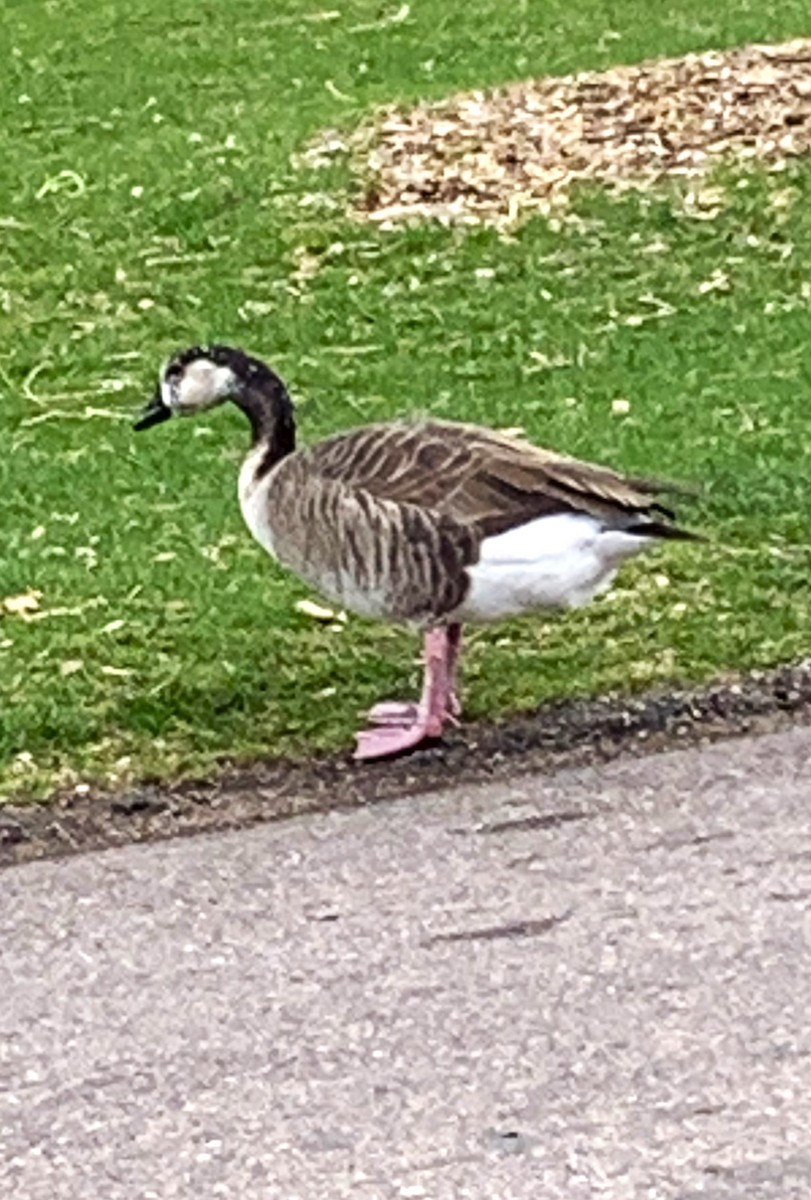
135,344,296,459
134,345,257,430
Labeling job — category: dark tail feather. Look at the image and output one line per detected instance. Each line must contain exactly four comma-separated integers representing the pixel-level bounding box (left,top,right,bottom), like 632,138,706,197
626,520,705,543
626,475,704,542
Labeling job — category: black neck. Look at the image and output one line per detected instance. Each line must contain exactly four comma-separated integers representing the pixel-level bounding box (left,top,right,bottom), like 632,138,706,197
233,371,296,469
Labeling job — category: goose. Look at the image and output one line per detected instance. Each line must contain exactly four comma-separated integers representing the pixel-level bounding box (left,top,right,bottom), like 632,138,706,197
134,344,699,760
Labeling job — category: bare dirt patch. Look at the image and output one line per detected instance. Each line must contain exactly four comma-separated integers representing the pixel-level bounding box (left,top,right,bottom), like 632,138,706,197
323,40,811,226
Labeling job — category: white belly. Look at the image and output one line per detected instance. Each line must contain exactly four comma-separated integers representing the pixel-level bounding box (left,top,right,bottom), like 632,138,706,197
238,448,278,559
457,513,651,623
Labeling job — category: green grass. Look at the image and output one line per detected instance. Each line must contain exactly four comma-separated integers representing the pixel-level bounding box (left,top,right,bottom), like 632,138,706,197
3,0,811,800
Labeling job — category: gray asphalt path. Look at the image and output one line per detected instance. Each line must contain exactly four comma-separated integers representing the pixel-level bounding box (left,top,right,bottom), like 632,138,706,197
2,728,811,1199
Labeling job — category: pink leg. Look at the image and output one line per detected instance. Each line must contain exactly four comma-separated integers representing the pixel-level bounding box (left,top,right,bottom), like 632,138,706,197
446,622,463,718
366,623,463,728
354,627,459,760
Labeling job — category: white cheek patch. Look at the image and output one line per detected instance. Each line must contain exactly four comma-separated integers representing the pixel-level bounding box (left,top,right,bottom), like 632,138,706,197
175,361,235,414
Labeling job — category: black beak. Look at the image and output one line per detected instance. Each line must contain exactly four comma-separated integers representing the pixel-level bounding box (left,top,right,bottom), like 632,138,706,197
133,389,172,431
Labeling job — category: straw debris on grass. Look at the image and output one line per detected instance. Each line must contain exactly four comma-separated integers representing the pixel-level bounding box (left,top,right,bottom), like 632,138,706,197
317,40,811,226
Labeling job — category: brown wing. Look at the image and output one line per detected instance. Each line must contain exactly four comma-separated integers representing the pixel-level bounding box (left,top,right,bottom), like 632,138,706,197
303,418,695,538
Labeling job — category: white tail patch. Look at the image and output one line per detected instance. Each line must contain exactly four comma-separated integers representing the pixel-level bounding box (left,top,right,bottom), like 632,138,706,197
458,513,652,621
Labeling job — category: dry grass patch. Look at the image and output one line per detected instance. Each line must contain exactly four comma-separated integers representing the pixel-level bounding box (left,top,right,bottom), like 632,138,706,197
330,40,811,226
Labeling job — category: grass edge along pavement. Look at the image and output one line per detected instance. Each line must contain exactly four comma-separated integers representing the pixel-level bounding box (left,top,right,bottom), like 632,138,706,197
1,658,810,868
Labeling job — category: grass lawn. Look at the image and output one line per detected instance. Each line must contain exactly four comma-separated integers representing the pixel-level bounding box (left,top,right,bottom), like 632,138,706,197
3,0,811,801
